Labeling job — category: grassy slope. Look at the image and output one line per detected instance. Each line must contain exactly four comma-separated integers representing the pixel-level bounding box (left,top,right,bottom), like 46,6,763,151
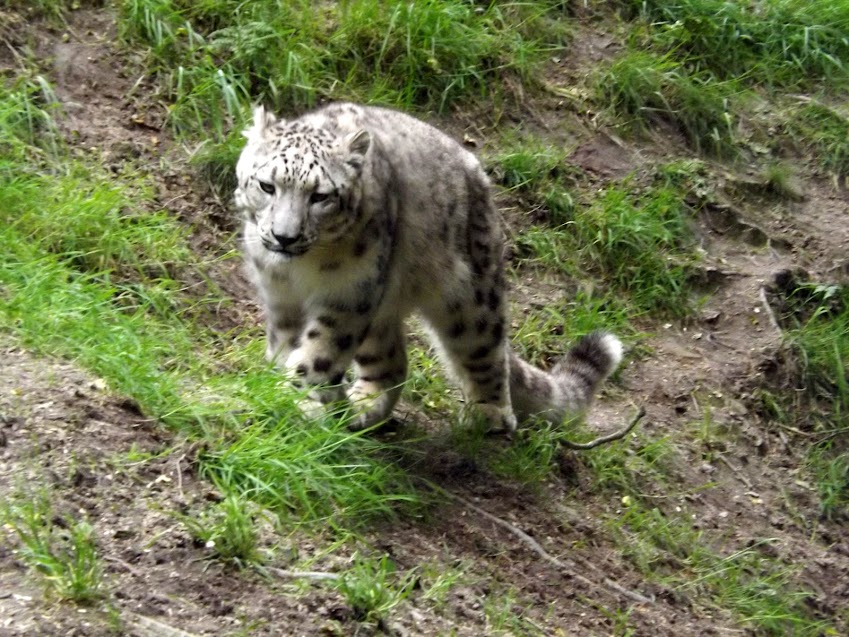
1,0,848,634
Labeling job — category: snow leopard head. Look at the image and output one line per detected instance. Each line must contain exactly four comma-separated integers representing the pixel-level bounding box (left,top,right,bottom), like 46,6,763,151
235,106,370,262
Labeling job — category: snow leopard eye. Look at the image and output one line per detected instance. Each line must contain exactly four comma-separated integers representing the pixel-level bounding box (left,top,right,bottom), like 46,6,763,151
258,181,275,195
309,191,332,205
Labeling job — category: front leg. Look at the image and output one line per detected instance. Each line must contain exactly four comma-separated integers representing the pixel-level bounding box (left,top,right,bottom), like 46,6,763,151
348,320,408,429
277,308,370,418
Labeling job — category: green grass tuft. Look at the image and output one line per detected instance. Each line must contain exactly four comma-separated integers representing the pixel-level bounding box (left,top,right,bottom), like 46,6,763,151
756,279,848,519
610,501,832,635
1,491,105,604
511,292,633,367
1,0,66,20
594,51,738,156
489,136,578,225
787,102,849,179
335,554,417,623
198,415,421,527
179,495,265,566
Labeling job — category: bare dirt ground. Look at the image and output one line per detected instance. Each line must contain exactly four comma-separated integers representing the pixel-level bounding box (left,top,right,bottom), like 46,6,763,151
1,7,848,637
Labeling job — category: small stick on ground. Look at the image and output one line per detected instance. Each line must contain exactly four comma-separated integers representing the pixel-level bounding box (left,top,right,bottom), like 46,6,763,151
560,406,646,450
759,286,782,335
125,612,200,637
174,453,186,501
436,487,653,606
265,566,340,582
815,427,849,444
104,554,145,579
717,454,754,490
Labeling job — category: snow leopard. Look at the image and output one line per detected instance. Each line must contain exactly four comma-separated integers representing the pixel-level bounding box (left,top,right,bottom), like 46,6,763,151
234,102,623,432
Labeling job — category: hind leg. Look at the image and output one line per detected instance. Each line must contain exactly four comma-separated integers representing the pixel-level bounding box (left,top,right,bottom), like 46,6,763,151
422,291,517,433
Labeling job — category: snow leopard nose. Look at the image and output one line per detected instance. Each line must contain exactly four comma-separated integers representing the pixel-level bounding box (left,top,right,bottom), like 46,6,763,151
272,232,302,249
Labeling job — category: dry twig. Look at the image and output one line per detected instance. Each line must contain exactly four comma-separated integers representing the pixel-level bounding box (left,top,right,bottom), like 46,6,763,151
104,554,145,579
717,454,754,490
265,566,340,582
560,406,646,450
759,286,782,335
435,487,653,605
124,612,200,637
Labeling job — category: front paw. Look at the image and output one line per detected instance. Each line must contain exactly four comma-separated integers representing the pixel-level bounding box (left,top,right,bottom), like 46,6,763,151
294,395,328,421
475,403,518,436
287,381,346,422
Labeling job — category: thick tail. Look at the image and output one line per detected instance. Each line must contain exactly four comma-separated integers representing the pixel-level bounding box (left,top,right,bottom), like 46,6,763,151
509,331,623,423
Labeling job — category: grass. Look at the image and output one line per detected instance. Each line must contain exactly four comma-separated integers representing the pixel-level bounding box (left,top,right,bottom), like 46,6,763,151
1,0,66,20
601,2,849,155
334,553,417,624
488,135,579,225
179,495,265,567
403,342,458,415
447,416,577,486
134,0,569,192
583,432,675,496
198,414,422,525
776,282,849,520
3,3,849,634
809,448,849,521
760,160,803,200
621,0,849,90
1,490,105,604
510,292,634,367
786,102,849,179
483,588,545,635
419,561,465,608
609,501,834,636
594,51,738,156
117,0,567,140
515,184,699,318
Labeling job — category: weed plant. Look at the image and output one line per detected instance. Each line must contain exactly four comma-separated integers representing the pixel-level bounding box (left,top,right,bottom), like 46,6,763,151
335,554,417,624
510,293,633,368
483,588,544,635
1,0,66,20
403,342,457,415
783,284,849,519
809,448,849,521
489,137,578,225
179,495,266,566
446,414,578,487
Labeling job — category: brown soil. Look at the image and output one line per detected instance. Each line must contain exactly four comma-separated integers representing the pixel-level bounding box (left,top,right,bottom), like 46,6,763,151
1,7,847,637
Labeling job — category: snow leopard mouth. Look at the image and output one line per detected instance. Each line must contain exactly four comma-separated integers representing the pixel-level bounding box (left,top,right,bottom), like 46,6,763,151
263,241,309,257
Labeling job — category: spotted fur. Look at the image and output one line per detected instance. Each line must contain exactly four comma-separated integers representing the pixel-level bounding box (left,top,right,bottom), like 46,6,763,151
235,103,622,431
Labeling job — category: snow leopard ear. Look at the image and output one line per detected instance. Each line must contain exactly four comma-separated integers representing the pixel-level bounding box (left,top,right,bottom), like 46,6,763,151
343,129,371,170
243,105,280,144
